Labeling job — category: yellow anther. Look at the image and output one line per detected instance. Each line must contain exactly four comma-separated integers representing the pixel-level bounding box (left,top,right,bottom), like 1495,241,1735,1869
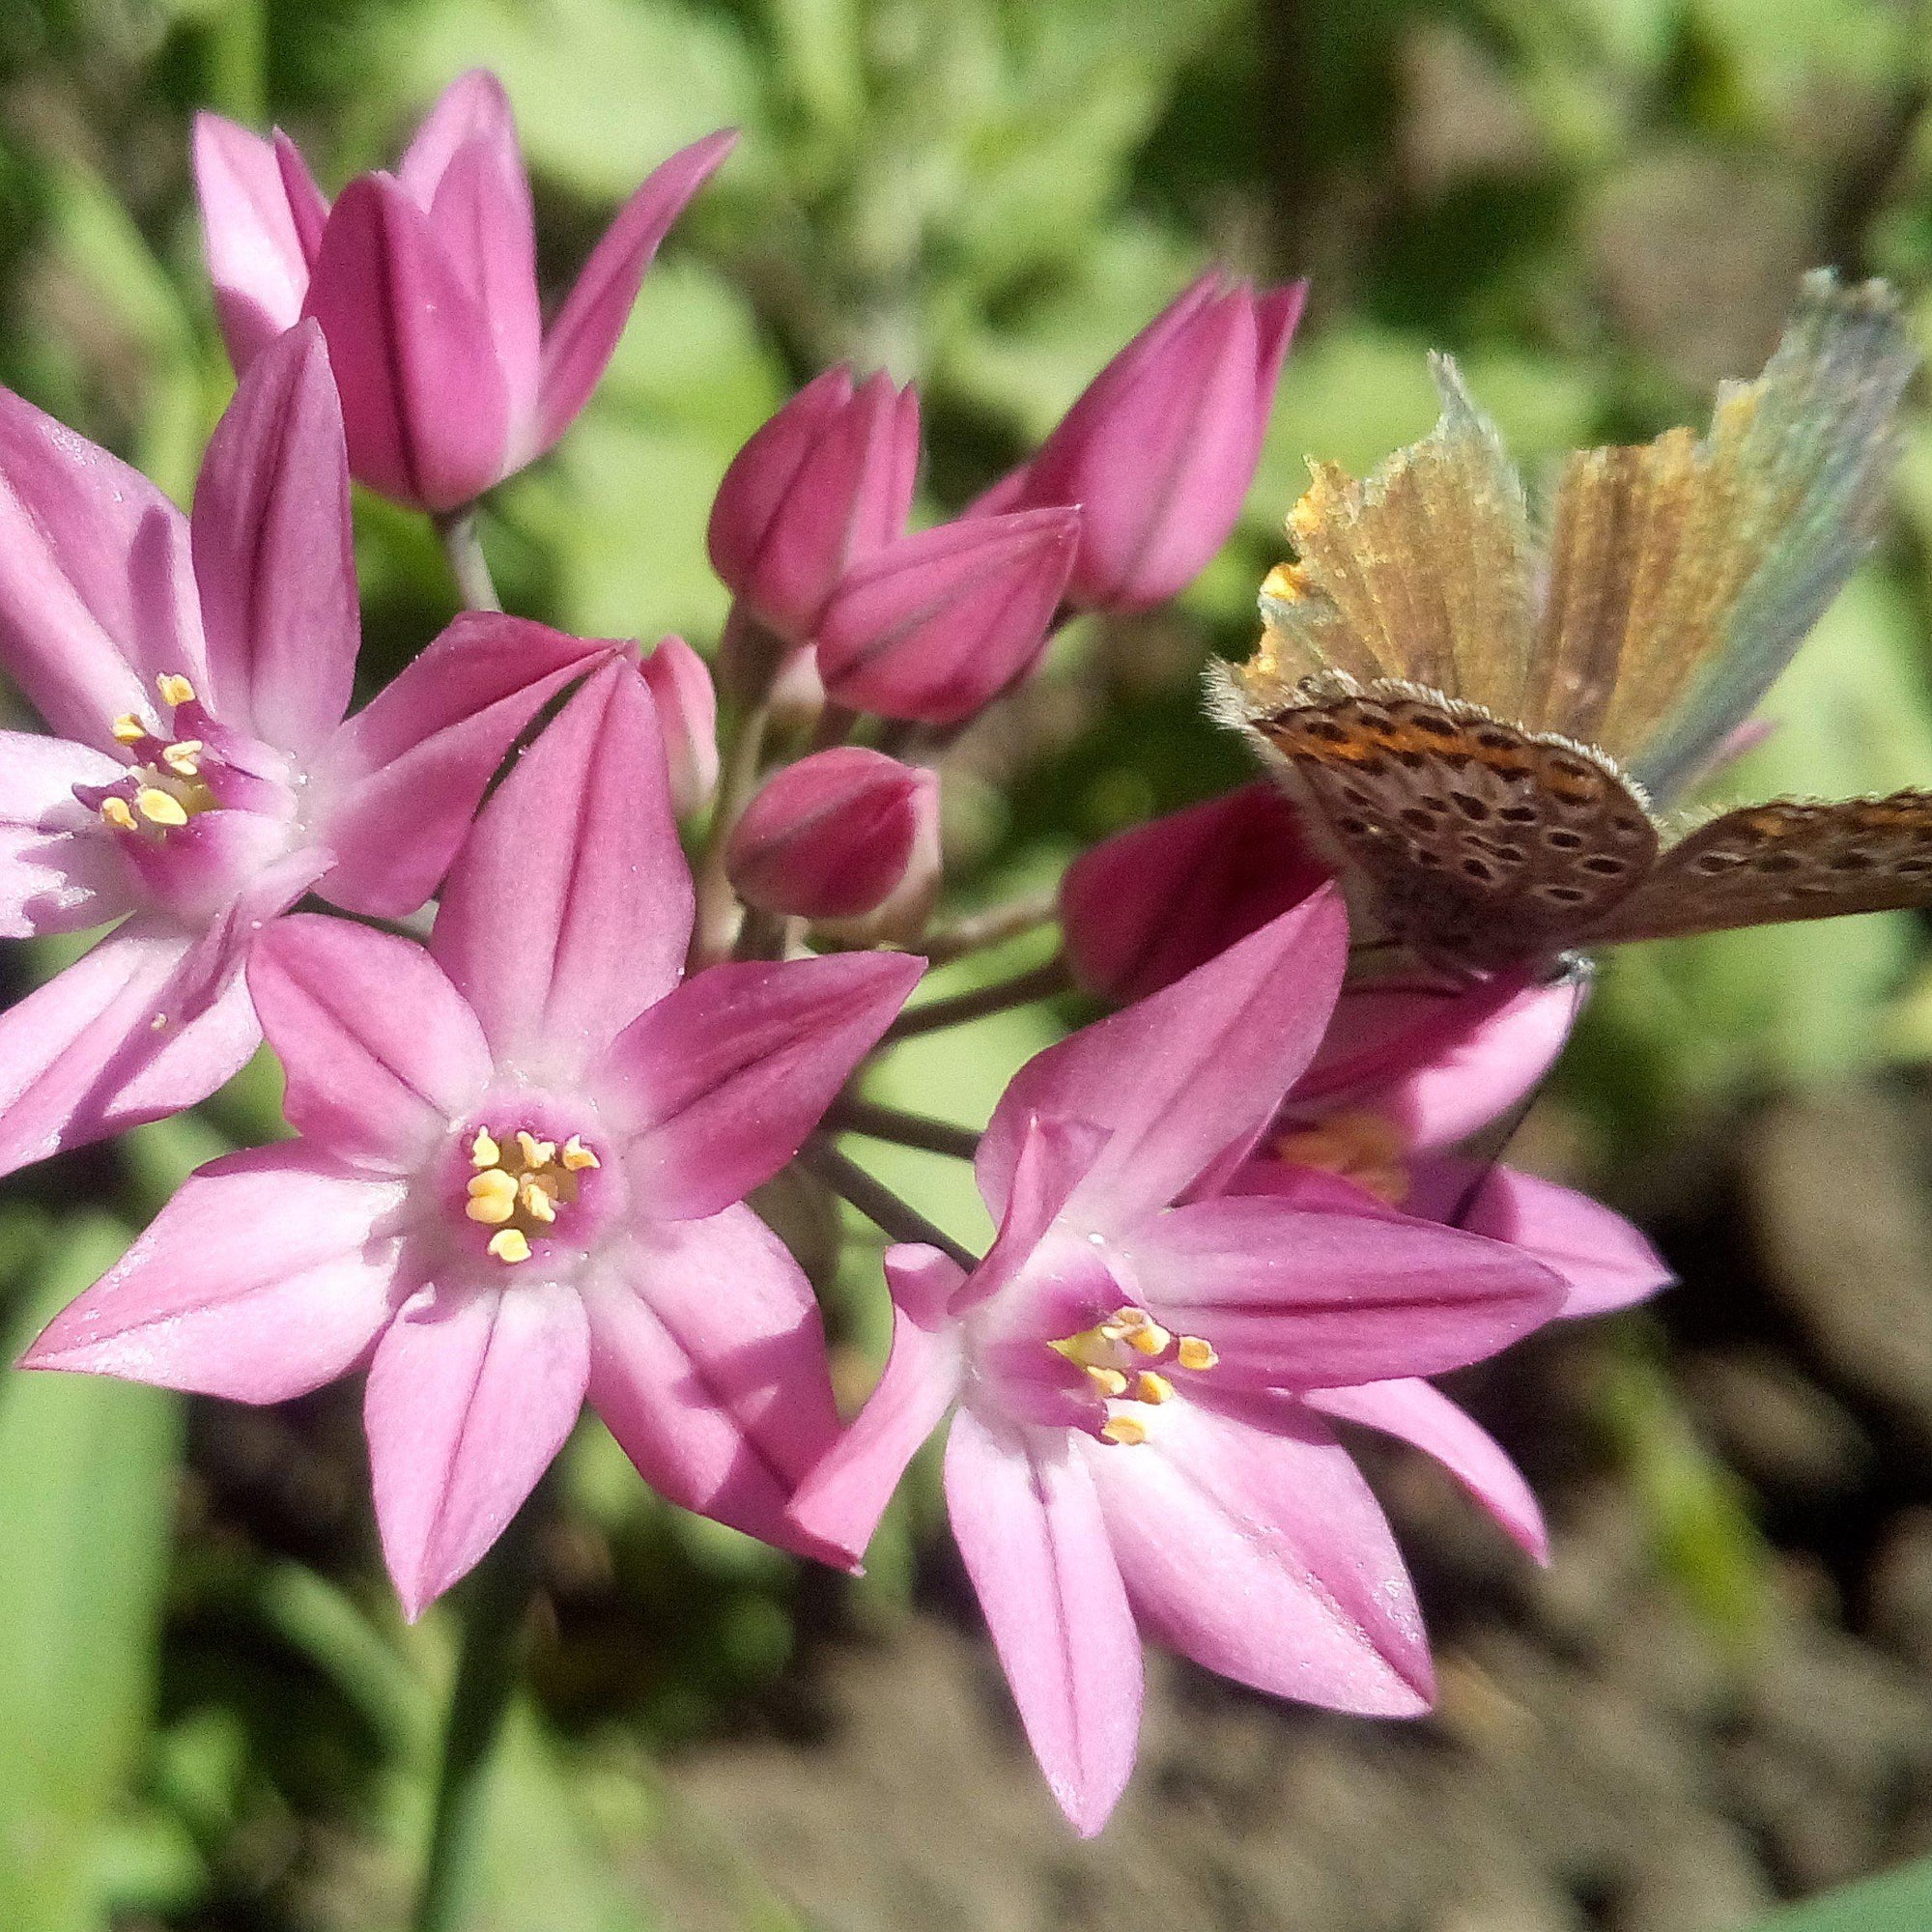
469,1129,500,1169
135,787,189,828
1099,1415,1148,1446
464,1170,518,1224
161,739,203,777
486,1228,532,1264
1177,1336,1218,1372
560,1134,599,1172
1100,1306,1150,1341
1274,1109,1411,1207
1135,1371,1175,1406
521,1179,557,1224
100,797,137,831
111,713,147,744
156,673,196,708
515,1130,555,1171
1126,1321,1172,1357
1084,1366,1129,1398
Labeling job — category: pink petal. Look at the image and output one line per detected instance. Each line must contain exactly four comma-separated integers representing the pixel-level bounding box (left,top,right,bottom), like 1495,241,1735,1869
706,366,854,596
955,1114,1108,1315
311,612,615,919
366,1278,589,1619
272,132,329,263
786,1244,966,1565
248,914,492,1171
582,1204,841,1557
1292,971,1582,1151
1127,1194,1565,1387
1060,783,1332,1004
188,322,357,757
0,915,258,1179
815,506,1082,726
192,112,314,373
1308,1378,1548,1562
429,130,542,450
945,1406,1142,1837
431,662,693,1080
395,70,519,206
0,731,135,937
21,1145,408,1401
301,173,509,510
535,128,738,456
602,950,923,1219
1410,1159,1673,1318
1090,1393,1432,1712
639,635,719,816
0,384,205,751
978,889,1350,1235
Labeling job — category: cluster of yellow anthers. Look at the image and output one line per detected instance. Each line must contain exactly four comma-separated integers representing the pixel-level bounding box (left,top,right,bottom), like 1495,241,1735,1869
1272,1108,1410,1207
100,674,213,832
464,1127,599,1265
1051,1305,1219,1446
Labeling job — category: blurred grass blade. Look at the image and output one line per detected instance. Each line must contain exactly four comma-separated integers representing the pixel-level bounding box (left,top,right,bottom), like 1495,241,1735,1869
0,1214,184,1932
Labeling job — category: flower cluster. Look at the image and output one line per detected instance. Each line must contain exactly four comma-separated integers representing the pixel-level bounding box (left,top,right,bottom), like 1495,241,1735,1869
6,71,1667,1837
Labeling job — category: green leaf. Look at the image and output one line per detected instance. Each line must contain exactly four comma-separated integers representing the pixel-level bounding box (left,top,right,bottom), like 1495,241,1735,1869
1741,1853,1932,1930
0,1215,184,1932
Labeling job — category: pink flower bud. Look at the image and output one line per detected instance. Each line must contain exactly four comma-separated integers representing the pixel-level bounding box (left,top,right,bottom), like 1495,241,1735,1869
1060,783,1332,1003
196,74,734,511
983,271,1306,612
726,749,939,922
708,368,920,647
639,636,718,816
814,507,1081,724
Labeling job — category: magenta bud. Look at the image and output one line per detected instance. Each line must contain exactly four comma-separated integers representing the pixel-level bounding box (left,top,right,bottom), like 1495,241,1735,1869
982,271,1306,613
814,506,1081,725
707,367,921,647
726,748,939,922
639,635,718,816
1060,782,1332,1004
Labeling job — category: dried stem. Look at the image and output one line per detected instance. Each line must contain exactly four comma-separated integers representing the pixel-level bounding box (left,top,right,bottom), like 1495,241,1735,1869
828,1096,981,1161
883,954,1071,1042
797,1138,980,1272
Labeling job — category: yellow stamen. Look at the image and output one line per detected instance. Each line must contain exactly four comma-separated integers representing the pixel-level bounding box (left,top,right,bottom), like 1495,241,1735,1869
465,1169,518,1224
161,739,203,777
1084,1366,1128,1398
1177,1336,1218,1372
560,1134,599,1172
1126,1321,1171,1357
1135,1371,1174,1405
1100,1306,1150,1341
1099,1415,1148,1446
156,673,196,708
515,1130,555,1171
1273,1109,1411,1207
111,713,147,744
135,787,188,828
100,797,137,831
521,1179,557,1224
469,1128,500,1168
487,1228,532,1264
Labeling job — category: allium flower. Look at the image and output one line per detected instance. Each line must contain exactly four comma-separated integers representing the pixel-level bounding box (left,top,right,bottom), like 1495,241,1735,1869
789,892,1566,1833
194,71,734,510
25,664,923,1615
0,323,610,1179
726,748,939,923
977,271,1306,612
1061,781,1332,1003
1258,970,1673,1321
814,506,1082,724
707,367,920,651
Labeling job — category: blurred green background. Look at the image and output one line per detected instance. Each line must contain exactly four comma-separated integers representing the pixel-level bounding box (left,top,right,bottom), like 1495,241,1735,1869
8,0,1932,1927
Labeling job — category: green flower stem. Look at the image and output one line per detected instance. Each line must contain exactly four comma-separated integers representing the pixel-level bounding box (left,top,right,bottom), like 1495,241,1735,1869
920,888,1062,966
433,506,503,613
827,1095,981,1161
410,1478,550,1932
882,954,1071,1042
798,1138,980,1272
